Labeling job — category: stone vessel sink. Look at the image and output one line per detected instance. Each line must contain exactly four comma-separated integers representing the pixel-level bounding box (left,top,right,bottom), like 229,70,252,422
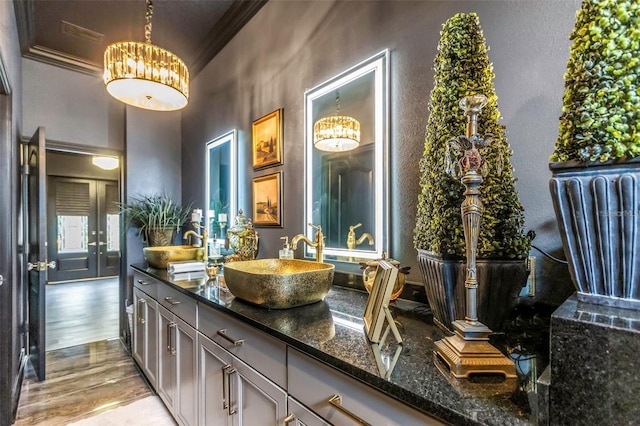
223,259,335,309
143,245,204,269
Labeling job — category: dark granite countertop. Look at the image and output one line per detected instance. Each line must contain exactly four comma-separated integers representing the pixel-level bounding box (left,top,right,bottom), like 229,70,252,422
132,264,548,426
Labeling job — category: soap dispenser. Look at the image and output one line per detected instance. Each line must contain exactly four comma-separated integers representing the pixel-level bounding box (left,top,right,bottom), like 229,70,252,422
279,236,294,259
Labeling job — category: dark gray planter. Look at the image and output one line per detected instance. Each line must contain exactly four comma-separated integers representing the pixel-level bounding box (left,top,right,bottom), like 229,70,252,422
416,250,529,334
549,159,640,309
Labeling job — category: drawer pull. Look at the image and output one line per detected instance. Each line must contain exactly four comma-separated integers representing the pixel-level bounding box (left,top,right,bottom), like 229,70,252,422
217,329,244,346
328,394,371,426
283,414,296,425
225,366,237,415
137,299,146,324
169,323,177,355
222,364,232,410
164,296,181,306
137,279,151,285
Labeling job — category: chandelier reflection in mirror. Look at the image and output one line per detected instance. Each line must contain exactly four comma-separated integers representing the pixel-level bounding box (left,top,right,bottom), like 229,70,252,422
313,91,361,152
103,0,189,111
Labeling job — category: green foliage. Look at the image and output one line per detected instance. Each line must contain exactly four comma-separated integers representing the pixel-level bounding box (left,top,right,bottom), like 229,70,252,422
552,0,640,162
413,12,531,259
119,193,192,238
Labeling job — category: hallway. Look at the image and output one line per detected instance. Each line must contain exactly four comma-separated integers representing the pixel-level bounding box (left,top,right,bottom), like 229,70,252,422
46,278,119,352
14,339,156,425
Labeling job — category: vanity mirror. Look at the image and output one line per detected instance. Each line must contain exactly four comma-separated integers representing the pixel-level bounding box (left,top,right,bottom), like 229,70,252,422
304,50,389,262
205,130,237,246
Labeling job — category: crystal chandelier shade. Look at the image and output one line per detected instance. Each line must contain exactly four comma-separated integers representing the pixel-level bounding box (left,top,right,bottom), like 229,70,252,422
103,0,189,111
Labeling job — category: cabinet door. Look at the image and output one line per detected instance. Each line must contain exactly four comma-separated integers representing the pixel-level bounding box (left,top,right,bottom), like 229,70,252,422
175,316,197,426
231,355,287,426
286,397,331,426
157,305,176,410
198,333,232,426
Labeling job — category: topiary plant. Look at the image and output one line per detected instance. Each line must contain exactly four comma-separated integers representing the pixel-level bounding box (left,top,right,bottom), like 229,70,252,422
551,0,640,163
413,12,531,260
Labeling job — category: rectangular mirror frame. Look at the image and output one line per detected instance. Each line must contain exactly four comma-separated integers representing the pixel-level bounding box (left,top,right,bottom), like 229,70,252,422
304,50,390,262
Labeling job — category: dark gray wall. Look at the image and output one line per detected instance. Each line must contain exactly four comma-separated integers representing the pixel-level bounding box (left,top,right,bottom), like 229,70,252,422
182,0,581,306
125,107,183,269
22,59,125,150
0,0,24,423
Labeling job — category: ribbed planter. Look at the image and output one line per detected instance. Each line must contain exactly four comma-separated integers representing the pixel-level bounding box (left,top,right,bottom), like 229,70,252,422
549,159,640,309
417,250,529,334
146,227,176,247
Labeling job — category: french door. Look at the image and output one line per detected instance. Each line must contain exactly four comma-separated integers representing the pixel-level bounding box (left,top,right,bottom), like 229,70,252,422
47,177,120,282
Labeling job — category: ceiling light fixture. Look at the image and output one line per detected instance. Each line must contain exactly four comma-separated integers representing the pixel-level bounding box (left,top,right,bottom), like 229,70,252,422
92,156,119,170
103,0,189,111
313,91,360,152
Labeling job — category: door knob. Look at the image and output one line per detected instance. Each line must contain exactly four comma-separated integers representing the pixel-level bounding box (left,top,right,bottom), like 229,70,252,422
0,275,4,286
27,261,56,271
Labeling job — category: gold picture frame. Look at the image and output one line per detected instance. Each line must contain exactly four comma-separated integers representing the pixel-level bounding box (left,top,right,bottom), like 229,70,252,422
252,172,282,227
252,108,283,169
363,259,400,343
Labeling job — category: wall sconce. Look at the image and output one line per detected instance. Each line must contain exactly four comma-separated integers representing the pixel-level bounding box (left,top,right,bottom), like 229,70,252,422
313,91,360,152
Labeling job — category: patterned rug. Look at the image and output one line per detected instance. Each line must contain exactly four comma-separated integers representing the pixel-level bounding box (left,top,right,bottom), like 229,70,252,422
66,396,176,425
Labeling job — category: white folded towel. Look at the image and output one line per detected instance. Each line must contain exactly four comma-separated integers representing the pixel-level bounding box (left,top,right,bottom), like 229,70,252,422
169,271,207,281
167,261,206,274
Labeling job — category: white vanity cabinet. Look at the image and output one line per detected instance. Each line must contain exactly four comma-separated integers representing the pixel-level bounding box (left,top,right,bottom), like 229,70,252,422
288,348,446,426
133,286,158,389
154,280,199,426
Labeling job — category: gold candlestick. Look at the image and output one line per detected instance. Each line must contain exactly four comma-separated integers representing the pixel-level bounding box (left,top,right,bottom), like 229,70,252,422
434,94,516,379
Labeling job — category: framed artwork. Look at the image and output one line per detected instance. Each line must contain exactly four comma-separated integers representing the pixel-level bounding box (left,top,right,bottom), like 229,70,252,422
363,259,399,343
252,108,283,169
252,171,282,227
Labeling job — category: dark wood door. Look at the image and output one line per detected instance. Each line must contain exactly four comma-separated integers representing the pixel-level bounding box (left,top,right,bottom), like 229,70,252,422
26,127,48,382
47,178,120,282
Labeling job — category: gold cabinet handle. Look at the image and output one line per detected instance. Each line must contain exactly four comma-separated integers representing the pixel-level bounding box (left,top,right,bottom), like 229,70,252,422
328,394,371,426
283,414,296,425
217,329,244,346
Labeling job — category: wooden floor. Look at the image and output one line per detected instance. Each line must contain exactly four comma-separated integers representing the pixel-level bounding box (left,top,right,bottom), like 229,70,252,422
46,278,120,351
12,278,161,425
14,339,155,425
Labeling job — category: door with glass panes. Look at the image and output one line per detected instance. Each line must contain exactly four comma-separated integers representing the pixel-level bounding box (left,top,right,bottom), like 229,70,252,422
47,177,120,282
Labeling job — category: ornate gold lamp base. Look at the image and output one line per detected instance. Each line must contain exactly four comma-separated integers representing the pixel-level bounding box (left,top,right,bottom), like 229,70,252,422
434,320,516,379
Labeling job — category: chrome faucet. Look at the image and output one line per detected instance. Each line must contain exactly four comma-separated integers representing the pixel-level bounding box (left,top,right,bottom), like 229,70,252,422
183,223,208,262
346,223,374,250
291,223,325,263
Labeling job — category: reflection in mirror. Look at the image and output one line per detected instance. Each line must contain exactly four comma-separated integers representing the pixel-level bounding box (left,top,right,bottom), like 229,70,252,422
205,130,237,249
305,50,389,262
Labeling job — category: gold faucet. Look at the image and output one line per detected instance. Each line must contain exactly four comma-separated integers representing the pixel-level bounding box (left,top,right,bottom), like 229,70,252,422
183,223,208,262
347,223,374,250
291,223,325,263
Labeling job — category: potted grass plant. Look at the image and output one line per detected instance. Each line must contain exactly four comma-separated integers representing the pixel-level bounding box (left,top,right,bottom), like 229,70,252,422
414,12,532,333
119,193,192,247
549,0,640,309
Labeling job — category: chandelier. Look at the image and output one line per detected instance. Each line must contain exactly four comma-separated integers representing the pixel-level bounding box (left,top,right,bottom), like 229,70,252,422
103,0,189,111
313,92,360,152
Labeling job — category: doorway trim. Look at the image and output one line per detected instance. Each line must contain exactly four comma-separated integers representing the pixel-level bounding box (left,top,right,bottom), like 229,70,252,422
39,140,128,347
